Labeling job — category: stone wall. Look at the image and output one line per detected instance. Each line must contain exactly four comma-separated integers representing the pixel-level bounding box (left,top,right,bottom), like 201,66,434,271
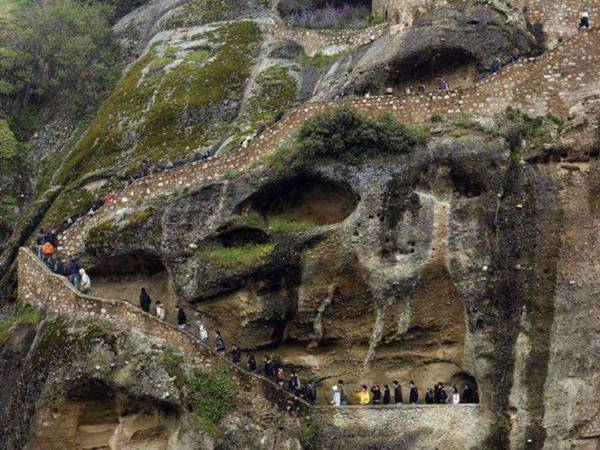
17,247,307,415
314,404,491,449
262,22,388,57
373,0,444,34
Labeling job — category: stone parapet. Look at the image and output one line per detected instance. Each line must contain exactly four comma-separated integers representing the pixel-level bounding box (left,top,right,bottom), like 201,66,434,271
17,247,308,415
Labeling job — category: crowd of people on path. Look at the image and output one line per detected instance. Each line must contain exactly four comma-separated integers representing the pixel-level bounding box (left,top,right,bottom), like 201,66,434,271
330,380,477,406
136,287,319,403
34,228,91,293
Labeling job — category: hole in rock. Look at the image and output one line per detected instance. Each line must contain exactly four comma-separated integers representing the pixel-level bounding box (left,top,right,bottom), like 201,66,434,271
384,47,478,94
449,166,485,197
218,227,270,247
88,251,165,278
449,371,480,403
88,252,179,323
28,380,179,450
238,173,359,226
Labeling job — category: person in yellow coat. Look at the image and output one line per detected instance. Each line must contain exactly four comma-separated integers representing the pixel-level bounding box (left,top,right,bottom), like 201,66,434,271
356,385,371,405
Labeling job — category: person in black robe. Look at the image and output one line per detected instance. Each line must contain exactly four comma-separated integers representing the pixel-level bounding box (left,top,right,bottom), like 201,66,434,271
289,371,301,396
434,383,442,403
231,345,241,364
383,385,391,405
139,288,152,313
177,307,187,330
247,352,256,372
409,381,419,404
439,382,448,404
54,259,66,276
425,387,434,404
214,331,225,352
371,384,382,404
393,380,403,404
264,357,274,377
462,384,473,403
305,382,317,404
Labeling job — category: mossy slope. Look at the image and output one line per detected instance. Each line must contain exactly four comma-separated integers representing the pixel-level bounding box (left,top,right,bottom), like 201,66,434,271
57,21,263,185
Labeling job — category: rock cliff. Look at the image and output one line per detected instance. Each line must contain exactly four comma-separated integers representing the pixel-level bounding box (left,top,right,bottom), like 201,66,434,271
1,0,600,448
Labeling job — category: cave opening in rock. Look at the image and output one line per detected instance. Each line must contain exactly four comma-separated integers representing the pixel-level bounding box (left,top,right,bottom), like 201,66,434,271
449,166,485,197
218,227,270,248
27,379,180,449
88,251,165,278
238,173,359,226
87,252,179,323
450,371,480,403
385,47,478,94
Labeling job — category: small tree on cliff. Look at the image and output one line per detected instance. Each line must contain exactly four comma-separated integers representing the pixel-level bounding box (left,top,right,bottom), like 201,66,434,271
296,105,425,163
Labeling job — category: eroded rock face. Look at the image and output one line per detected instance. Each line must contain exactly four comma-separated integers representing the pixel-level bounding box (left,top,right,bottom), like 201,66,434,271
0,316,304,450
74,113,600,447
81,130,504,410
315,2,539,98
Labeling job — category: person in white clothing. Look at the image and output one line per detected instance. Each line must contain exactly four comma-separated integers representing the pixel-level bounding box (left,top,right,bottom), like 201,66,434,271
197,319,209,344
78,268,91,293
331,383,341,406
156,301,165,320
452,386,461,404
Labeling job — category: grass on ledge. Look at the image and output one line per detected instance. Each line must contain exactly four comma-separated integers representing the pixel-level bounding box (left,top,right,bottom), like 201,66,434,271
0,302,44,344
268,217,315,233
201,243,275,267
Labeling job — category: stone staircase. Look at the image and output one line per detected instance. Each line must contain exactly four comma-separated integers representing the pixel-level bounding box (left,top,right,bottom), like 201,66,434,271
56,24,600,258
17,247,308,414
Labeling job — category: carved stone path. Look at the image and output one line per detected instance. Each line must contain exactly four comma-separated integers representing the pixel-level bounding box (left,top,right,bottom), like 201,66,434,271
56,26,600,258
17,247,308,413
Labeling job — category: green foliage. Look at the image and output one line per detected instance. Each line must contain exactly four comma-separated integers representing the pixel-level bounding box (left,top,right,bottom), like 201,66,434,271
187,364,237,428
186,48,211,63
430,113,444,123
297,52,340,69
0,301,44,345
0,119,18,159
0,0,120,109
39,188,94,230
224,169,238,179
84,207,155,255
301,416,321,450
548,113,567,133
505,105,518,121
268,217,314,233
150,56,172,70
165,0,256,29
296,106,425,163
243,65,297,127
10,105,42,136
201,243,275,267
242,214,265,227
261,144,296,176
57,21,262,185
512,146,522,163
521,113,544,138
162,347,185,386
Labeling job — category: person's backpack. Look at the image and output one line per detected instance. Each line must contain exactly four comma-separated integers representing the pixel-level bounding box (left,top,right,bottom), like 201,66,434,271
42,242,54,256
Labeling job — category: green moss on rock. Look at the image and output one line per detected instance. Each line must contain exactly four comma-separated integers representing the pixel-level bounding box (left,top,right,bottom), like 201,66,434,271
244,65,298,128
85,207,155,255
56,21,262,185
201,243,275,267
39,188,94,230
165,0,259,29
